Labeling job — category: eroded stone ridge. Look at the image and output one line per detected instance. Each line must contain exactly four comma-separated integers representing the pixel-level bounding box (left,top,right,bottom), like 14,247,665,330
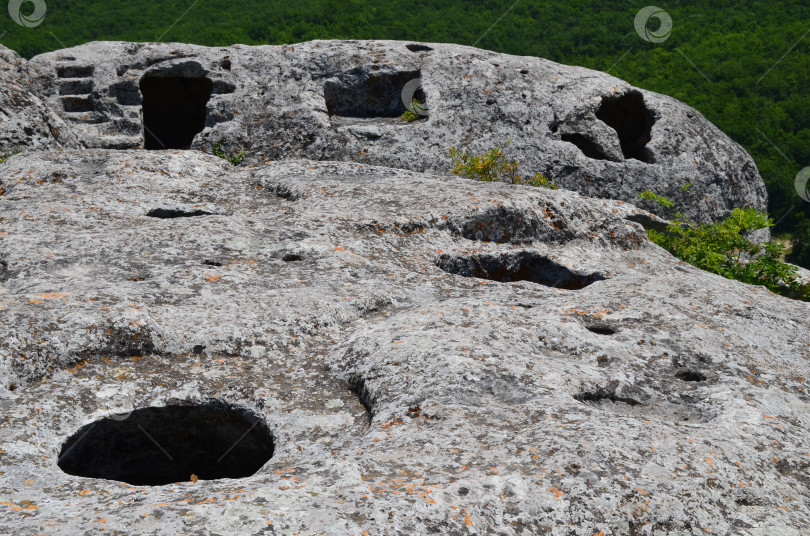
0,150,808,534
0,39,768,225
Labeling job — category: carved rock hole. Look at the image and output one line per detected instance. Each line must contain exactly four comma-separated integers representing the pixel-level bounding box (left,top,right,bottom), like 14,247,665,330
58,404,274,486
575,389,641,407
140,76,213,149
595,91,655,163
675,370,707,382
348,376,374,432
436,252,606,290
324,69,426,118
585,323,618,336
146,208,214,219
405,44,433,53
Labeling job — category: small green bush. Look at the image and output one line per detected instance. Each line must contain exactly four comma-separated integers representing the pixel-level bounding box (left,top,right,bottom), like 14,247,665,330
646,207,810,301
0,150,17,164
448,142,557,189
637,190,675,208
213,142,247,166
401,99,425,123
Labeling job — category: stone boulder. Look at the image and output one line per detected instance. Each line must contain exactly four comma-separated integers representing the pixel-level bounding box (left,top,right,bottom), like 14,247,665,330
1,150,808,535
0,44,80,152
23,40,766,225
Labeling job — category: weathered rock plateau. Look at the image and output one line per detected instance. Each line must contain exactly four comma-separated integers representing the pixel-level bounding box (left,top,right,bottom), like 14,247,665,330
1,39,806,536
10,39,767,224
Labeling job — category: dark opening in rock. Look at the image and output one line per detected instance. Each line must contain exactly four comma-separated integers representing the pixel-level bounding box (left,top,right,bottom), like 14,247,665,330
675,370,707,382
575,388,641,406
146,208,213,218
595,91,655,163
58,404,274,486
347,376,374,431
436,252,605,290
585,323,618,336
561,133,610,160
140,76,213,149
282,253,303,262
324,69,426,118
405,44,433,53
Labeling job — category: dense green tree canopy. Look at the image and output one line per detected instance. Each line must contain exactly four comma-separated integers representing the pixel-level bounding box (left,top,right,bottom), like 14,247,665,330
1,1,808,259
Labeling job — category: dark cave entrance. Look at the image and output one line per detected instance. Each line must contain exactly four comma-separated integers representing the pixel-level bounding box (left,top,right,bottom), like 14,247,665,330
140,76,213,150
58,404,274,486
595,91,656,163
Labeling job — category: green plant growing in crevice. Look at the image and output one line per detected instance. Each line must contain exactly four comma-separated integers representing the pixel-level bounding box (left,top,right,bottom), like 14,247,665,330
637,190,675,208
448,141,557,189
401,99,425,123
645,205,810,301
213,142,247,166
0,150,18,164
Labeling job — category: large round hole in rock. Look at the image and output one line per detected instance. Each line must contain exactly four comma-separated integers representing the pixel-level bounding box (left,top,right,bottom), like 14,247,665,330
57,404,274,486
436,251,606,290
595,91,655,163
140,76,213,150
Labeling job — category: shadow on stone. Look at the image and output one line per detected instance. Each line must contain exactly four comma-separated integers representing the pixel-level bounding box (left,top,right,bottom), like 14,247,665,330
561,133,610,160
58,404,274,486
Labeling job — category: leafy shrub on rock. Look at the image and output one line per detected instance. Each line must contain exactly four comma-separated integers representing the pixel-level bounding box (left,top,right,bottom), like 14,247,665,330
213,142,247,166
0,151,17,164
448,142,557,189
646,205,810,301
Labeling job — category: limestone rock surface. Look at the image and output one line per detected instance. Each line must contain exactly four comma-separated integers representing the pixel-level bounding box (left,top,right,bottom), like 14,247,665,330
0,44,80,152
1,150,808,535
21,40,767,225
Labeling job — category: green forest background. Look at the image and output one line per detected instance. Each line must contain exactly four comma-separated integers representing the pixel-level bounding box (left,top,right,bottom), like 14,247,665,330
2,0,809,265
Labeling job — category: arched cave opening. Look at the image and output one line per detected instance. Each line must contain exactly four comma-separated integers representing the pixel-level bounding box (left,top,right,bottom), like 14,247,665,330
595,91,655,163
57,404,274,486
140,76,213,150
